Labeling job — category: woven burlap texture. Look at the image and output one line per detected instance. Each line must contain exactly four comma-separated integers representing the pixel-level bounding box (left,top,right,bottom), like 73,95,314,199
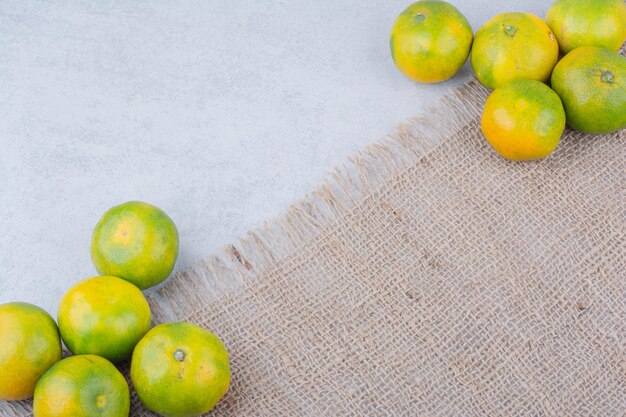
2,73,624,416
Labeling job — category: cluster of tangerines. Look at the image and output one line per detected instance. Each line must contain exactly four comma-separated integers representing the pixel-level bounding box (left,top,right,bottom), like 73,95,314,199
391,0,626,161
0,201,230,417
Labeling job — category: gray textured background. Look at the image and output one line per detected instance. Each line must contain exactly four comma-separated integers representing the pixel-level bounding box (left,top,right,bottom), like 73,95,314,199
0,0,547,315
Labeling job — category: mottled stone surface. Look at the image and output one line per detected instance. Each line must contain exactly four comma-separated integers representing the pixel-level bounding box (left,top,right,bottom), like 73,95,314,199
0,0,547,314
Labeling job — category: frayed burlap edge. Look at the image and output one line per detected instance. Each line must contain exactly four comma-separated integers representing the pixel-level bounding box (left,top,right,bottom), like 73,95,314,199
146,77,488,325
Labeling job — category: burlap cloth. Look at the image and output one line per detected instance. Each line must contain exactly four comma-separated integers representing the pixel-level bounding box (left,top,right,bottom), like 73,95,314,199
3,66,625,416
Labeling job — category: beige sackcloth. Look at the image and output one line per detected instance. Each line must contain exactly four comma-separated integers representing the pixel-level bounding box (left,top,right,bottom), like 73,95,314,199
3,57,625,416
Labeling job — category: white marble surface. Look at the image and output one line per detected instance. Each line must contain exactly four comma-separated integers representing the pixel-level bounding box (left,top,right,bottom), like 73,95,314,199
0,0,548,315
